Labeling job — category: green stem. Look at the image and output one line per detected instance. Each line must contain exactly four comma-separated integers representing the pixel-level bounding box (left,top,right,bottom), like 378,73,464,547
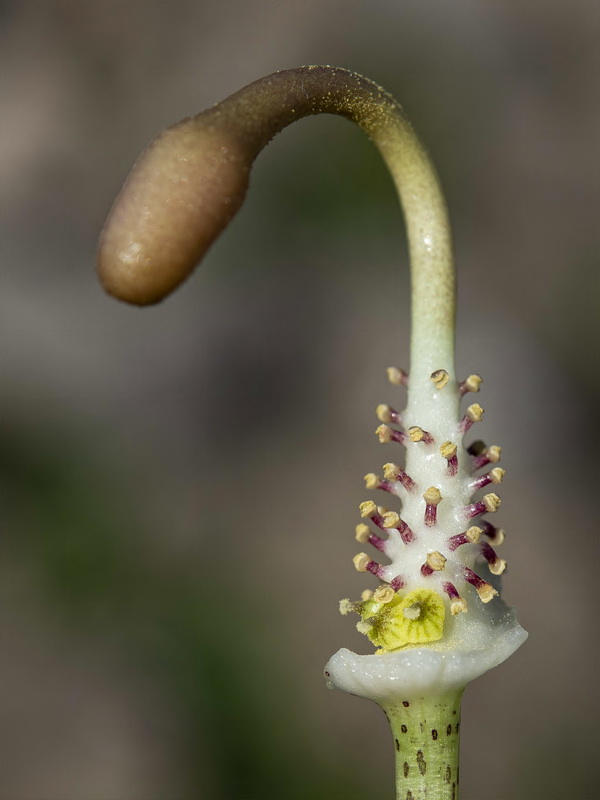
381,690,463,800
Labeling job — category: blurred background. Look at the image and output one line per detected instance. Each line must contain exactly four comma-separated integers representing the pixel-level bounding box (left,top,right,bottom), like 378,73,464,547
1,1,598,798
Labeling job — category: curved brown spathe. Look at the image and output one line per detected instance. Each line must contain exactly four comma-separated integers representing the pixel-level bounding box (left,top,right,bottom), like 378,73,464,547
98,118,253,305
97,66,455,387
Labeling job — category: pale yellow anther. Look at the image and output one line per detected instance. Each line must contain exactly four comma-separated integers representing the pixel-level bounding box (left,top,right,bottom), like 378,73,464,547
450,597,468,615
359,500,377,518
464,374,482,393
408,425,426,442
483,492,501,512
382,511,400,529
355,524,371,543
387,366,407,386
430,369,450,389
489,558,507,576
353,553,371,573
361,589,374,602
376,424,393,443
467,403,484,422
364,473,380,490
487,446,502,463
356,620,373,634
440,441,458,459
465,526,482,543
339,599,355,616
382,462,401,481
373,585,395,604
475,583,498,603
376,404,393,423
494,529,506,545
490,467,505,484
426,551,447,571
423,486,442,506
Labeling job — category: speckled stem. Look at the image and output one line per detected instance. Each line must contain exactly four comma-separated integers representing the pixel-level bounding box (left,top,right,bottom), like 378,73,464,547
382,690,463,800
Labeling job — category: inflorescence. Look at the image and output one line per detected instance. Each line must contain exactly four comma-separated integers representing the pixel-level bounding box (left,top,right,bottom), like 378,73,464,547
340,369,507,653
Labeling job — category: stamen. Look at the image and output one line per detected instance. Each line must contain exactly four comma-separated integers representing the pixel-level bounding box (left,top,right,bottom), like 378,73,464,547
384,513,416,544
463,567,498,603
353,553,371,572
448,526,482,551
430,369,450,389
359,500,388,530
427,551,447,570
480,542,507,575
483,492,501,512
399,522,416,544
423,486,442,526
443,581,468,615
408,425,434,444
353,552,386,579
459,403,484,434
361,589,374,601
359,500,378,519
382,462,417,492
421,550,447,576
480,520,505,545
468,467,505,491
364,472,394,494
464,492,501,519
440,440,458,476
376,424,407,445
362,504,415,546
355,523,386,552
387,367,409,387
373,585,395,603
390,575,405,591
382,511,401,529
459,374,483,396
376,404,402,425
471,444,502,470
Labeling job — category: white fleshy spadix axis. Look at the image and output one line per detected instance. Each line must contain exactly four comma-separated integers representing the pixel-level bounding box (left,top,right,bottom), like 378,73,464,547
325,369,527,701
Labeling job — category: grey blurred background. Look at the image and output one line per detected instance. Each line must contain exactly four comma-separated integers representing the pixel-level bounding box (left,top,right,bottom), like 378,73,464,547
1,1,599,798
